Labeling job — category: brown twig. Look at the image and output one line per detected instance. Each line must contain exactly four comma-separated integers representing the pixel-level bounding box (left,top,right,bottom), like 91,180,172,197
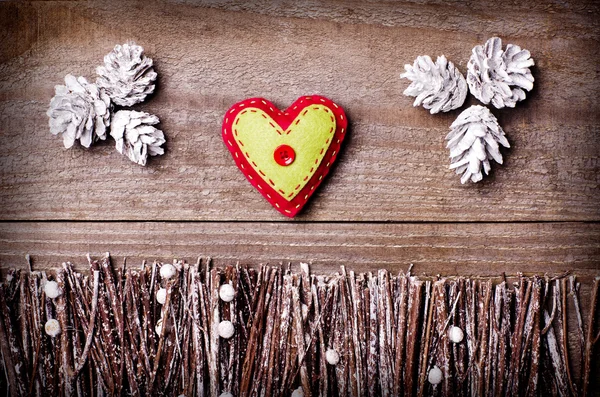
404,277,423,397
582,276,600,397
72,270,99,377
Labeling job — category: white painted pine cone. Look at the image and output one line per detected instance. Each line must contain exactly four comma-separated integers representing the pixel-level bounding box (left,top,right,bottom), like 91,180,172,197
467,37,534,109
47,74,111,148
110,110,165,166
96,42,157,106
446,105,510,184
401,55,467,114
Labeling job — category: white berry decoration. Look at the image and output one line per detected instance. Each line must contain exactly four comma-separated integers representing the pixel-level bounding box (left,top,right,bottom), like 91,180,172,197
44,280,62,299
291,387,304,397
428,365,443,385
218,320,235,339
156,288,167,305
219,284,235,302
325,348,340,365
44,319,61,337
219,393,234,397
155,319,163,336
448,326,464,343
160,263,177,280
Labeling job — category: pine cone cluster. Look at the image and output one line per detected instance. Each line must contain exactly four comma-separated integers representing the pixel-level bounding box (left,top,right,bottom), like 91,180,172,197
97,42,157,107
47,42,165,166
446,105,510,184
467,37,534,109
111,110,165,166
401,55,467,114
47,75,111,148
401,37,534,183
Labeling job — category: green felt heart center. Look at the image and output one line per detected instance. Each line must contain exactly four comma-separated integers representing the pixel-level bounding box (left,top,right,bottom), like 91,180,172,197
233,105,336,200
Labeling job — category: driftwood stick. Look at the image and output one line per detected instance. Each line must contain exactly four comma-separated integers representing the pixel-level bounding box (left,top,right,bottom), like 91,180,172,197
377,270,392,396
55,269,75,396
508,277,532,395
73,270,99,377
526,278,542,397
349,270,363,395
252,268,278,396
340,270,358,396
264,272,282,397
191,269,205,397
559,277,577,397
292,275,312,397
149,280,174,393
433,279,451,396
405,277,424,397
278,274,293,395
333,276,348,397
0,284,24,396
417,280,434,397
476,280,492,396
366,274,378,397
240,267,272,396
569,276,585,393
582,276,600,397
543,301,570,396
209,268,221,396
313,279,329,397
393,273,408,397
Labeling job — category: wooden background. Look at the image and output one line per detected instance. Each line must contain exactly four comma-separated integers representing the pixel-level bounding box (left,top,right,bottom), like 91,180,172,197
0,1,599,277
0,0,599,386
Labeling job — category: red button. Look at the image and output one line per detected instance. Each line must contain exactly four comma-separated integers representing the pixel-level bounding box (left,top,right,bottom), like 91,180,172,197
274,144,296,166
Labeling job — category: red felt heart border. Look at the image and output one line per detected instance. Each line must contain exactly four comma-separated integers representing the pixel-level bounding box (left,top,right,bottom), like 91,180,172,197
222,96,347,217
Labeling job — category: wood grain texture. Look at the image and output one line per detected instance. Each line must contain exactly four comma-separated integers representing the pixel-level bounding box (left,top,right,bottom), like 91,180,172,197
1,221,598,277
0,0,599,221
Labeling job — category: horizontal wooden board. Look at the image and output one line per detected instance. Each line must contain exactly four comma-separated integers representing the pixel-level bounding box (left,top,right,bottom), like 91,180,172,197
1,221,598,277
0,1,599,221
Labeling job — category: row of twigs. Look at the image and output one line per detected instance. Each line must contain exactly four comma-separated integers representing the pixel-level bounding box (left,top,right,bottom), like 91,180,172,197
0,254,599,396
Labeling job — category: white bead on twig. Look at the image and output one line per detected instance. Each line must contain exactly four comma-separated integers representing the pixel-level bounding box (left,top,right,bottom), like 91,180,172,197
217,320,235,339
45,319,61,337
156,288,167,305
160,264,177,280
325,349,340,365
219,284,235,302
44,280,62,299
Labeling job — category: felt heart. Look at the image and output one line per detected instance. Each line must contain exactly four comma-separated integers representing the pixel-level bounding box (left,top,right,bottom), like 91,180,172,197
223,96,347,217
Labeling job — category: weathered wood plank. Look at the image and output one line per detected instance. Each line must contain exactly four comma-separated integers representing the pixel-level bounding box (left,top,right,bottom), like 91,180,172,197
1,221,598,276
0,1,599,221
